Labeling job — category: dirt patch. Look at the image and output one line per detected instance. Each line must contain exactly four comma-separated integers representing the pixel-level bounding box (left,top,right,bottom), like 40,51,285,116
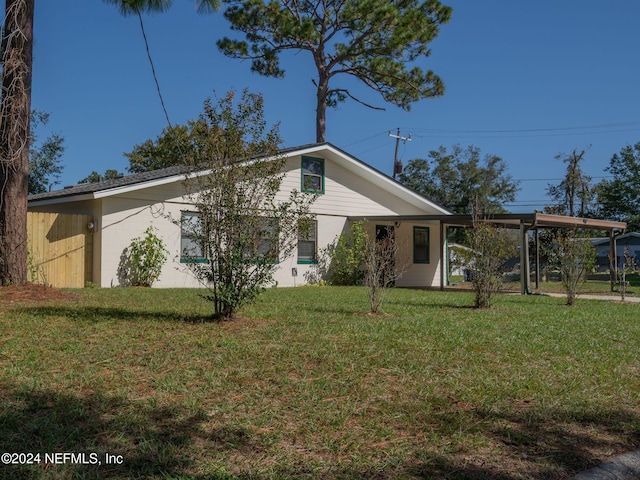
0,284,78,305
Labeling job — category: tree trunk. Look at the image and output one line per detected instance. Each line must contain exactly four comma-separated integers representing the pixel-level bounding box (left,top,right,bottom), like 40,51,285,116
0,0,34,286
315,75,328,143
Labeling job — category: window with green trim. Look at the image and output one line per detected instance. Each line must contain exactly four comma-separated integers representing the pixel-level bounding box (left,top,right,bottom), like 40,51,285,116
413,226,430,264
298,219,317,264
301,156,324,193
180,211,206,263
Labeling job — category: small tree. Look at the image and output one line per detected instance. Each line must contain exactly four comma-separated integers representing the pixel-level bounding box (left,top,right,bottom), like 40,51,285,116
551,230,595,306
464,212,516,309
363,226,408,314
119,226,168,287
613,247,637,302
180,90,315,319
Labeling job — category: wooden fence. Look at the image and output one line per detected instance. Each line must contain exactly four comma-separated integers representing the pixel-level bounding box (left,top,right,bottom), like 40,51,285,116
27,212,93,288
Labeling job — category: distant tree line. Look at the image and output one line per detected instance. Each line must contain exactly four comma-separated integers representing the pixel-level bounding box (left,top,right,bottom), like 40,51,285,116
30,110,640,233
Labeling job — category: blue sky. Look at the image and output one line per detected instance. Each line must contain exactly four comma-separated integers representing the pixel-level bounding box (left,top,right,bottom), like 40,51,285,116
31,1,640,212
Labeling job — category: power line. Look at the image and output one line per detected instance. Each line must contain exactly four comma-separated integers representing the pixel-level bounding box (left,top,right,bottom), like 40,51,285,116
135,9,173,129
411,129,639,140
405,120,640,135
397,121,640,140
516,175,612,182
133,8,192,170
343,130,389,148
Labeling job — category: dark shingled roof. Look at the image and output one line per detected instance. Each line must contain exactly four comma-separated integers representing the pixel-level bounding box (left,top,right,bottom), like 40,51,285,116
28,143,328,203
28,164,189,202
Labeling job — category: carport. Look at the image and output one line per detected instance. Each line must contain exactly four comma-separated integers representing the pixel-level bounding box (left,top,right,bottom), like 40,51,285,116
354,212,627,294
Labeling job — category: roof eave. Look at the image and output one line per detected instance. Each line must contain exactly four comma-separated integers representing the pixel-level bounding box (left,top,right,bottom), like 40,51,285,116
28,193,96,207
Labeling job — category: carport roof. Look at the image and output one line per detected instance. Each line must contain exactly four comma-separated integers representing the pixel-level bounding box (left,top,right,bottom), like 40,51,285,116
349,212,627,231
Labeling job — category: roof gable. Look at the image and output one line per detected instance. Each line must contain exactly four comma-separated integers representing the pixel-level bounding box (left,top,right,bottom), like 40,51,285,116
28,143,450,214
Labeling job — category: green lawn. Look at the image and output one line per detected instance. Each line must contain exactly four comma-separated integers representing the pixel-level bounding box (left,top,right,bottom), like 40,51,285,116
452,272,640,296
0,286,638,479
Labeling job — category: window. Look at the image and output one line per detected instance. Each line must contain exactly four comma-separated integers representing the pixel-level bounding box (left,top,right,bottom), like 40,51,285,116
413,226,430,264
181,211,206,263
246,217,279,264
298,220,317,264
301,156,324,193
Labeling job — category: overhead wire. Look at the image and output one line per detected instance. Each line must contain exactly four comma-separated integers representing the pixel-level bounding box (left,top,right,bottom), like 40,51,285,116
135,8,174,130
401,120,640,139
133,7,194,169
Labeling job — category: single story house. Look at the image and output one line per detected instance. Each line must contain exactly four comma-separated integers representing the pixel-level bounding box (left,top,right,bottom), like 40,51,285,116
591,232,640,271
28,142,628,291
28,143,453,289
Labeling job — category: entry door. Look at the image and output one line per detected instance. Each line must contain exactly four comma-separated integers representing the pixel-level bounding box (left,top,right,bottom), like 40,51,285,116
375,225,395,286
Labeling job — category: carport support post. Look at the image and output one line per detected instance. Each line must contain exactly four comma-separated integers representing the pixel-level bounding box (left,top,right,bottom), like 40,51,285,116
440,221,446,290
609,230,617,292
535,227,540,290
520,221,531,294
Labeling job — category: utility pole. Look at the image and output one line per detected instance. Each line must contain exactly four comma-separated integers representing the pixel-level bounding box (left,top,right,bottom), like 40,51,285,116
389,129,411,180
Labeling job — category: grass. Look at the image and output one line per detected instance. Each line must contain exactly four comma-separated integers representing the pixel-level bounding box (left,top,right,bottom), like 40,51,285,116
451,272,640,297
0,286,638,479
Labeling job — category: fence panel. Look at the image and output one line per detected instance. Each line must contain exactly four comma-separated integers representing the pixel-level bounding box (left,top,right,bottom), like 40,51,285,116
27,212,93,288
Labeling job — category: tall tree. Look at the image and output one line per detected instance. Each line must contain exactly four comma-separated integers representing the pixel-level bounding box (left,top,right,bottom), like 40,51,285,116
218,0,452,142
0,0,216,286
28,111,65,194
125,123,196,173
78,169,125,184
595,141,640,231
0,0,34,285
546,148,593,217
103,0,218,15
398,145,519,214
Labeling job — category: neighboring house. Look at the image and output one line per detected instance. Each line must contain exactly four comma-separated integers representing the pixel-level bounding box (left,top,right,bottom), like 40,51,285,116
28,143,452,288
590,232,640,271
447,243,473,277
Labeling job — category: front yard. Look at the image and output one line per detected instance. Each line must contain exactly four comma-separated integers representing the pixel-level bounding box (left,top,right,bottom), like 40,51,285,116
0,286,638,479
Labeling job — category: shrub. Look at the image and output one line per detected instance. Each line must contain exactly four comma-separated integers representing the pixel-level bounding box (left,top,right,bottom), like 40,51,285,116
323,221,368,285
120,226,168,287
550,230,595,306
463,216,516,309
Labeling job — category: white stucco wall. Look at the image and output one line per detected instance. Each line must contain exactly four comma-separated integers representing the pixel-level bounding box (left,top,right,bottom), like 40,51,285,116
360,221,442,289
99,192,201,288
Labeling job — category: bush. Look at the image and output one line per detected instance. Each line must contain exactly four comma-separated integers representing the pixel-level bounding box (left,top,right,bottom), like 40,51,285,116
119,226,168,287
323,221,368,285
550,231,595,306
463,217,516,309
